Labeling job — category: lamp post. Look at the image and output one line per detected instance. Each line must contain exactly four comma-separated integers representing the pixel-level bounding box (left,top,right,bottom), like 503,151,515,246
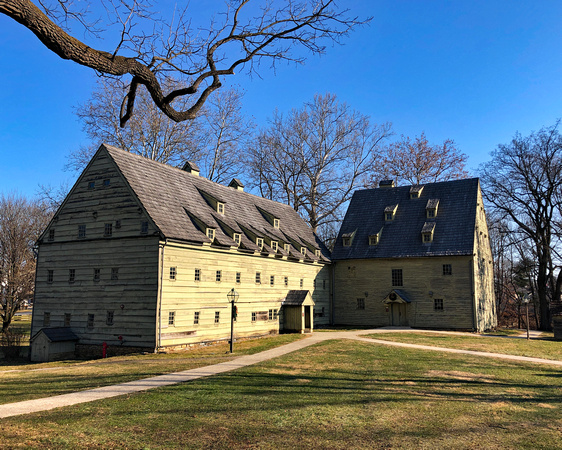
227,288,239,353
522,294,530,340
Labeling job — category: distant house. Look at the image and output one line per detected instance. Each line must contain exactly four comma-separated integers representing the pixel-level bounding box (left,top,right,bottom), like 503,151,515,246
331,179,496,332
31,145,330,360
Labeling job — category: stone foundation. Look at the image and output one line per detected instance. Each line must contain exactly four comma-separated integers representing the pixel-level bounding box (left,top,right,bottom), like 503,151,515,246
75,344,154,359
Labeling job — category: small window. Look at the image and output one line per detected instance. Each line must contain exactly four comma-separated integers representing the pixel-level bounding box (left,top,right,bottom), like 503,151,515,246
357,298,365,310
300,278,304,288
195,268,201,281
343,237,351,247
43,312,51,327
140,221,149,234
284,276,288,287
427,209,436,218
423,233,432,242
369,235,378,246
252,312,257,322
214,311,220,324
106,311,114,326
47,270,54,283
48,229,55,241
391,269,403,287
233,233,241,246
411,192,419,199
87,313,95,328
111,268,119,280
256,272,261,284
273,218,280,228
88,181,95,190
78,225,86,239
271,241,278,252
256,238,264,249
284,243,291,252
103,179,110,187
323,279,327,289
313,279,316,289
385,212,393,221
443,264,452,276
216,270,222,282
273,309,278,320
269,309,273,320
93,268,101,282
68,269,76,283
217,202,225,214
168,311,175,326
434,299,444,310
236,272,241,284
170,267,177,280
194,311,200,325
104,223,113,237
64,313,71,327
207,228,215,241
315,249,321,257
270,275,275,286
301,247,307,256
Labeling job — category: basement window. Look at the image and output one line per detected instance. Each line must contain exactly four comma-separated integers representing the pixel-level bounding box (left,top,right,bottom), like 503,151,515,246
284,276,288,287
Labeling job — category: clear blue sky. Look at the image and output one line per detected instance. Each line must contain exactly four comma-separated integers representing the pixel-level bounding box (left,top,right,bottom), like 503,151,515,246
1,0,562,198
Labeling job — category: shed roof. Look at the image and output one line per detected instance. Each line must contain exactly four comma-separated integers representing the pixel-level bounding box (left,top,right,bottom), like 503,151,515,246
332,178,480,260
32,327,79,342
283,290,314,306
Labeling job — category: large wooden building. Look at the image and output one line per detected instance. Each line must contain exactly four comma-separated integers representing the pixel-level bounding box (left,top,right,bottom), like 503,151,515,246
331,179,496,331
31,146,496,361
31,145,331,360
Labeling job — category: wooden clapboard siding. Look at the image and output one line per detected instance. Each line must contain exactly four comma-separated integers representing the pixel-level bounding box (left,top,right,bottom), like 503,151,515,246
472,186,497,331
333,255,475,329
158,241,330,346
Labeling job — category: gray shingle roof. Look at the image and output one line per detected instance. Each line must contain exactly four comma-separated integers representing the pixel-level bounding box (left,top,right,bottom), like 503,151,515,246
101,145,329,262
34,327,80,342
283,290,311,305
332,178,479,260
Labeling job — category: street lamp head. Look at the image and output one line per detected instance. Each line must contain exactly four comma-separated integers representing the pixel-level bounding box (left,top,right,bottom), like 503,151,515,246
227,288,239,303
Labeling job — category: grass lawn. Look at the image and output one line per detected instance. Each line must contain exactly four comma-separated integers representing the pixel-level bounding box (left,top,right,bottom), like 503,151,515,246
1,339,561,449
0,334,304,405
367,332,562,361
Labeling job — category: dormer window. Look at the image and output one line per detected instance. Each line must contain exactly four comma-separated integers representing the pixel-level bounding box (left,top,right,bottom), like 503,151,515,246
410,185,424,199
256,237,264,249
421,222,435,243
315,249,321,257
384,204,398,221
426,199,440,218
273,218,280,228
271,241,278,252
233,233,241,246
206,228,215,241
301,247,307,256
343,237,351,247
217,202,225,214
369,235,379,246
284,243,291,253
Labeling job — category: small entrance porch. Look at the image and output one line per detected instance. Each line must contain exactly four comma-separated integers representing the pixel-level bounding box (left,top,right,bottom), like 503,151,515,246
281,290,315,333
382,289,411,327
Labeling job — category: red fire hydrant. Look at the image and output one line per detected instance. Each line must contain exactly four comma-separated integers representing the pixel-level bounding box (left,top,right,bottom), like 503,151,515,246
102,341,108,358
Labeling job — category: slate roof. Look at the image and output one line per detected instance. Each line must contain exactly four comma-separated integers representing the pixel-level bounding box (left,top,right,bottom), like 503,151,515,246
33,327,80,342
283,290,312,305
101,145,329,262
331,178,480,260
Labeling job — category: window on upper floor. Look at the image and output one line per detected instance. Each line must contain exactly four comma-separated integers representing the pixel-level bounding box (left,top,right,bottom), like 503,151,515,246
271,241,278,252
300,278,304,288
93,268,101,282
216,270,222,282
43,312,51,327
284,243,291,253
64,313,71,327
255,272,261,284
391,269,403,287
236,272,241,284
88,181,95,190
194,311,200,325
106,311,114,326
343,237,351,247
233,233,241,246
170,267,177,280
104,223,113,237
103,179,110,187
48,229,55,241
111,268,119,280
251,312,257,322
270,275,275,286
273,218,280,228
68,269,76,283
357,298,365,310
369,235,379,246
87,313,95,328
214,311,220,324
141,221,149,234
300,247,307,256
168,311,175,326
443,264,452,276
217,202,225,214
195,268,201,281
47,270,54,283
78,225,86,239
434,299,444,310
206,228,215,241
256,237,264,249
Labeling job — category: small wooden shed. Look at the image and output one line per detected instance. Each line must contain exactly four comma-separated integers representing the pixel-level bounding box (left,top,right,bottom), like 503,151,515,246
30,328,79,362
282,290,315,333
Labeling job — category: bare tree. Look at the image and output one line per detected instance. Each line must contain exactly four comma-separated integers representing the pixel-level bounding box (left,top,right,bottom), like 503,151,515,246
1,0,368,127
246,93,392,239
0,194,50,332
368,133,469,186
69,78,204,171
69,78,253,182
480,122,562,330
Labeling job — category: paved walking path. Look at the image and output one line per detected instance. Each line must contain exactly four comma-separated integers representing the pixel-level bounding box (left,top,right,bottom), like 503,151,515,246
1,328,560,419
